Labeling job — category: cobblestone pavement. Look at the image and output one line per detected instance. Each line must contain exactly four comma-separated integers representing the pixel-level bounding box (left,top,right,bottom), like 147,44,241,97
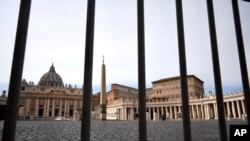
0,119,247,141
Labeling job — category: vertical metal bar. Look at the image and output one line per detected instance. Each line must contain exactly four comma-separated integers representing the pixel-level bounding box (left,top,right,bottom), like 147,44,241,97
231,0,250,124
175,0,192,141
206,0,228,141
137,0,147,140
2,0,32,140
81,0,95,141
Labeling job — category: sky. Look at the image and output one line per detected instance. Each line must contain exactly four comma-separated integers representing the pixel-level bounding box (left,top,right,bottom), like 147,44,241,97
0,0,249,95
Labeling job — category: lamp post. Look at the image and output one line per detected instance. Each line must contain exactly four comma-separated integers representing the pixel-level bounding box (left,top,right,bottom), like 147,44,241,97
231,0,250,124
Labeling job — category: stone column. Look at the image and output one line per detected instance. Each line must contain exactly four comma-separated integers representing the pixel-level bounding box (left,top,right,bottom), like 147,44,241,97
204,104,208,119
35,99,39,117
26,98,30,116
59,99,62,117
64,99,68,117
214,103,218,119
196,105,200,119
174,106,177,119
157,107,160,120
47,99,50,117
130,107,133,120
170,106,173,119
191,105,195,119
43,98,47,117
52,99,55,117
161,107,164,116
73,100,77,114
122,107,125,120
236,100,241,119
201,104,204,119
166,107,169,120
226,102,231,118
241,100,245,114
231,101,236,118
148,107,151,120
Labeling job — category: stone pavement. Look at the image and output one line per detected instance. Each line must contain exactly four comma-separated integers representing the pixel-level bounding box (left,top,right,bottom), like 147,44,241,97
0,119,247,141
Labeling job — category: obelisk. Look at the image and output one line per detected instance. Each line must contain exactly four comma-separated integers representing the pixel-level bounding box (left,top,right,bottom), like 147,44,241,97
100,55,106,120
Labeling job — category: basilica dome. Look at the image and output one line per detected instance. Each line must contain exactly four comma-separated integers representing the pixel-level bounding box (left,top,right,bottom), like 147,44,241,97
38,64,64,87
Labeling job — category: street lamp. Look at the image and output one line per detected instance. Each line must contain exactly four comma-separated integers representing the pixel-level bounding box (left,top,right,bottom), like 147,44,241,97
231,0,250,124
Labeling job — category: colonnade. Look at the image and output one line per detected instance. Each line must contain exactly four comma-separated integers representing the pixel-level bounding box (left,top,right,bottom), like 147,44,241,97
107,93,246,121
21,97,82,118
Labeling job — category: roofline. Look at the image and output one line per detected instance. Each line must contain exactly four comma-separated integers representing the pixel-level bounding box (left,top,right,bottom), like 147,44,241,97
111,83,138,91
151,75,204,83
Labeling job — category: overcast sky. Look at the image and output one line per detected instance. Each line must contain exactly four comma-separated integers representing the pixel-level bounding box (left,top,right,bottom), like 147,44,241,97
0,0,249,95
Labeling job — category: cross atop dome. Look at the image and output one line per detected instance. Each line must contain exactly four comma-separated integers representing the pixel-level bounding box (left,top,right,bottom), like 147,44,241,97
49,63,55,72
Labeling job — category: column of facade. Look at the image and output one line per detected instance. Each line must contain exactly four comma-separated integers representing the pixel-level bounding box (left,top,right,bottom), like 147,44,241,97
148,107,151,120
204,104,208,119
130,107,134,120
122,107,124,120
178,106,181,119
194,105,197,118
213,103,218,119
201,104,204,119
174,106,177,119
152,106,155,118
73,99,76,113
189,106,192,119
208,104,211,119
52,99,55,117
231,101,236,118
161,106,164,115
241,100,246,115
223,102,227,118
64,99,69,117
26,98,30,116
65,99,67,116
35,99,39,117
157,107,161,119
59,99,62,117
43,98,47,117
226,102,231,118
196,105,200,119
126,107,129,120
120,107,123,120
191,105,195,119
120,108,122,120
165,106,168,119
169,106,173,119
46,99,50,117
236,100,241,119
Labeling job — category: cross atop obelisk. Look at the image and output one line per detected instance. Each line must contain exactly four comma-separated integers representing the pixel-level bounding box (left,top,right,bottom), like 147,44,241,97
102,55,104,64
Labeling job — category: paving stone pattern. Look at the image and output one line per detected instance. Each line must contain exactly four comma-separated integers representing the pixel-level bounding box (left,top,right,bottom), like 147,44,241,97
0,120,247,141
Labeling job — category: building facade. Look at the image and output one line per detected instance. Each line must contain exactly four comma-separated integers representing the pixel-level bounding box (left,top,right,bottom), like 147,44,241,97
149,75,204,102
106,76,247,121
18,64,83,120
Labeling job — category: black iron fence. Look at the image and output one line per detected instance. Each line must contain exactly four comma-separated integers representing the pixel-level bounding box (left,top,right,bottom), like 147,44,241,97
1,0,249,141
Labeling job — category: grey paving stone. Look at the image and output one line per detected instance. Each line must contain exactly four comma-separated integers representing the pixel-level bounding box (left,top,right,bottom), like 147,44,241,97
0,119,247,141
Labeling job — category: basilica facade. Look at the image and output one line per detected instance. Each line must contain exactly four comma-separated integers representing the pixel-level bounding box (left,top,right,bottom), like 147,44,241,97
18,64,83,119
